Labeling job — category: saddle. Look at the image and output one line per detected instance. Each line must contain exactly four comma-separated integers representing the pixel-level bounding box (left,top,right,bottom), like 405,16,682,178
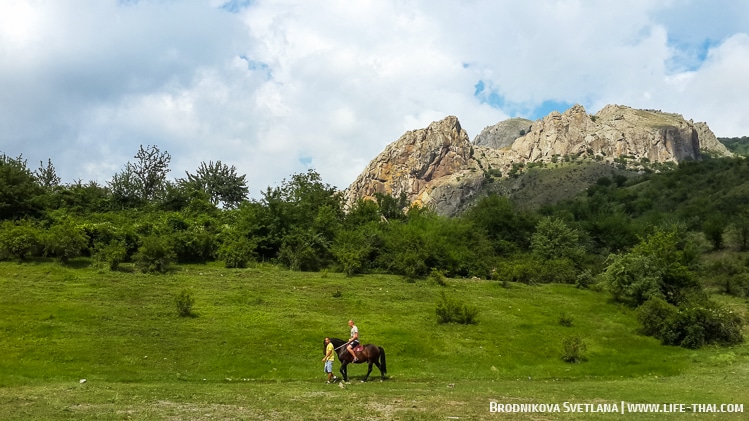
354,344,364,352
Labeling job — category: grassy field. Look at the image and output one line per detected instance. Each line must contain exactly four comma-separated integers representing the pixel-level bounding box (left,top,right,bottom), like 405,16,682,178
1,260,748,420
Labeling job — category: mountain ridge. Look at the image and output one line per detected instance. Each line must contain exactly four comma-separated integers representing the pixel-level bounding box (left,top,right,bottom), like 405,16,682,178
344,104,733,215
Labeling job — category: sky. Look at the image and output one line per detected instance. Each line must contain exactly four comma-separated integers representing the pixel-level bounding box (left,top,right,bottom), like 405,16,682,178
1,0,748,196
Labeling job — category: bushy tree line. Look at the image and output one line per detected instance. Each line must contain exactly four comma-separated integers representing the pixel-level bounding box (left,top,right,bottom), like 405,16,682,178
0,148,746,347
719,136,749,156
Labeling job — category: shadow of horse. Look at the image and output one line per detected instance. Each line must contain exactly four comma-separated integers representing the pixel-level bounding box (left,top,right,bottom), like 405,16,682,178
326,338,387,382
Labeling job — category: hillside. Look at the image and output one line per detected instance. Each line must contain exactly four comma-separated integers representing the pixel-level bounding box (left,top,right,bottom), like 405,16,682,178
463,161,638,212
719,136,749,155
1,261,747,419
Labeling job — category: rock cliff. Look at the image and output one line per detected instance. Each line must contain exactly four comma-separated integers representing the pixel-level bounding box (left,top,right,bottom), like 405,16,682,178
344,116,485,216
344,104,732,215
473,117,534,149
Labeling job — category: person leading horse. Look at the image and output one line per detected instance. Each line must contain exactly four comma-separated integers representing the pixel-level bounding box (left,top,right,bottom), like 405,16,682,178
326,337,387,382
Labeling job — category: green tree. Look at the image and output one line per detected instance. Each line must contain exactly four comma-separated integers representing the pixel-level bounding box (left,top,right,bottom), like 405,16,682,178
702,214,727,250
376,209,492,278
374,192,408,221
108,165,144,209
0,154,45,220
531,217,584,262
602,253,662,305
181,160,249,209
34,158,61,190
331,226,375,276
53,180,110,214
377,219,429,278
603,226,700,306
463,194,535,255
278,228,327,271
109,145,171,207
344,198,381,227
249,169,343,261
131,144,171,202
728,210,749,251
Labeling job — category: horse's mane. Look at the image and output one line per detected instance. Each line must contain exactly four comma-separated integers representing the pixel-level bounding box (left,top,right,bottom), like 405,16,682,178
328,337,346,347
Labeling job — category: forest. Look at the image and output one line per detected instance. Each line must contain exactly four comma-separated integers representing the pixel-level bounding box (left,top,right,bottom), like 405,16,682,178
2,142,749,350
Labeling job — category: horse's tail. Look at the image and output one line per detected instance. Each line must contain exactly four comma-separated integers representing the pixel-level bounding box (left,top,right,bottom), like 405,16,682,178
379,346,387,374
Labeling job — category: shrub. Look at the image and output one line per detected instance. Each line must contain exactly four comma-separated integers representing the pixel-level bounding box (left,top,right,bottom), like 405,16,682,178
94,240,128,271
331,228,372,277
602,253,662,306
531,217,584,263
561,335,587,363
679,302,743,347
278,229,325,271
133,235,175,273
558,313,574,327
175,289,195,317
637,298,744,348
0,220,42,260
534,258,577,284
218,236,257,269
575,269,594,289
43,221,88,263
172,229,216,263
494,256,537,285
725,273,749,297
637,297,679,337
428,268,447,286
436,292,479,324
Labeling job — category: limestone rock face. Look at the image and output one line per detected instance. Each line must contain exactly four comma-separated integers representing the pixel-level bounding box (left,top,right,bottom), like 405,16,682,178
473,117,534,149
694,121,730,156
508,104,731,165
344,116,483,215
345,105,731,216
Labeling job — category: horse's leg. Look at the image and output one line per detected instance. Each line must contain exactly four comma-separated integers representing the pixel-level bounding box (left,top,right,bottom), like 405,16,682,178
372,360,384,381
362,361,373,382
340,361,348,382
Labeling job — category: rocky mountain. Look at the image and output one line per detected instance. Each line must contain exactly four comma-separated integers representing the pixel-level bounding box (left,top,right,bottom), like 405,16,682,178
344,104,733,215
473,117,534,149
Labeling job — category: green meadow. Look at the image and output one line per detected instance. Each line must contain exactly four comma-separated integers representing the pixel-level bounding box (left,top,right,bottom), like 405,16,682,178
1,261,748,420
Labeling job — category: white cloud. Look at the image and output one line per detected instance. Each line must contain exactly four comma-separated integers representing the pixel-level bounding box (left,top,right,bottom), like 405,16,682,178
658,34,749,136
0,0,748,196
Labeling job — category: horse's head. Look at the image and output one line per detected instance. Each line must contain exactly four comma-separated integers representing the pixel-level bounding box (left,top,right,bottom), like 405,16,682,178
325,338,347,358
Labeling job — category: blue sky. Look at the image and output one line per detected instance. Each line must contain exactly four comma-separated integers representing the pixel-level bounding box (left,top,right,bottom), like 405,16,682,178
474,80,575,120
1,0,748,194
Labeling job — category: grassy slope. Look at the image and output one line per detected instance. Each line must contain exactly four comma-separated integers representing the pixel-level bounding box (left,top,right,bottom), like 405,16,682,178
467,162,638,212
1,261,748,420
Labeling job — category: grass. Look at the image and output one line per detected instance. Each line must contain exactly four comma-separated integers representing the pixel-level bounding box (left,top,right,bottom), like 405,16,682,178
1,260,748,419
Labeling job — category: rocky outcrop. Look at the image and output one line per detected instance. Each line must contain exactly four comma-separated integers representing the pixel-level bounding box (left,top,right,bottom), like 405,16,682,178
345,105,732,215
473,117,534,149
344,116,483,215
494,104,731,169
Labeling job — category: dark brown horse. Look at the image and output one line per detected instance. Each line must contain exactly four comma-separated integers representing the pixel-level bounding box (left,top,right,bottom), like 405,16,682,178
325,338,387,382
